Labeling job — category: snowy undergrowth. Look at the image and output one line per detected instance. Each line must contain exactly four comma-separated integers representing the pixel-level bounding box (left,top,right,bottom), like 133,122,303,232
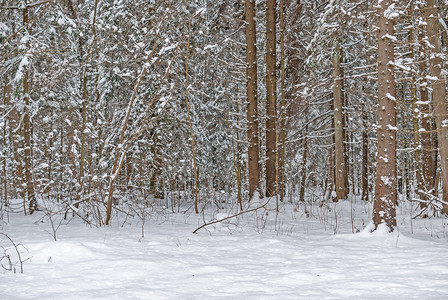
1,196,448,299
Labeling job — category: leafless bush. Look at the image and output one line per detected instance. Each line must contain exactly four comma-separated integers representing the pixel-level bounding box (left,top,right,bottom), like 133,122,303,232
0,233,29,274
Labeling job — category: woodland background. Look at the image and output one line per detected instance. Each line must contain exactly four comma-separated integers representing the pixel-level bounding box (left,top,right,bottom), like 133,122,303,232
1,0,448,229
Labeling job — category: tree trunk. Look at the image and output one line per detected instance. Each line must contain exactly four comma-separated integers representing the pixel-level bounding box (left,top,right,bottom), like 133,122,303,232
373,0,397,231
299,120,308,203
425,0,448,214
278,0,287,202
226,84,243,210
265,0,277,197
361,112,368,202
327,100,335,201
75,72,88,208
245,0,260,200
411,69,422,200
126,154,132,187
2,77,9,207
417,28,434,208
333,42,347,201
23,5,37,214
185,0,199,213
105,67,147,225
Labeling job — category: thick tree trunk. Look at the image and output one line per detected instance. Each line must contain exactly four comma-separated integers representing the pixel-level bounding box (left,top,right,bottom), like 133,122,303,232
373,0,397,231
245,0,260,200
417,29,434,208
333,42,347,201
426,0,448,214
265,0,277,197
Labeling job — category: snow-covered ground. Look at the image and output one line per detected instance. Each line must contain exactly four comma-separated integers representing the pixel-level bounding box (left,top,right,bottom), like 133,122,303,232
1,198,448,299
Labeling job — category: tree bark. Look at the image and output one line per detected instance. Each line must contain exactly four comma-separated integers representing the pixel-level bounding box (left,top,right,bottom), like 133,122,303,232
333,42,348,201
23,4,37,214
185,0,199,213
425,0,448,214
327,101,335,202
2,77,9,207
417,28,434,208
361,113,368,202
278,0,287,202
373,0,397,231
299,118,308,202
265,0,277,197
245,0,260,200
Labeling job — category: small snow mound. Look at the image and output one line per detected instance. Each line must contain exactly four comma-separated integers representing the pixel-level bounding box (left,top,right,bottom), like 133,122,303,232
216,213,229,220
334,222,418,247
30,241,98,263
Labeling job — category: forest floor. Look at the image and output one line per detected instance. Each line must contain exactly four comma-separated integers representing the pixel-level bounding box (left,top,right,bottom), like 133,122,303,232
1,195,448,299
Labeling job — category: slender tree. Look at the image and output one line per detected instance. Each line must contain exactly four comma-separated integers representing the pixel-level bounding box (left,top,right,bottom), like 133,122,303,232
361,106,369,202
185,0,199,213
245,0,260,200
22,2,37,214
333,41,348,201
265,0,277,197
278,0,287,202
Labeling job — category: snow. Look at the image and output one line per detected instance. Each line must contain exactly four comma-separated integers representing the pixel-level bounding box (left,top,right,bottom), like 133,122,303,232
1,200,448,299
426,75,439,81
381,176,393,187
382,34,397,41
384,4,400,20
387,124,398,131
159,43,178,55
385,93,396,101
415,100,430,105
379,155,389,163
14,54,30,83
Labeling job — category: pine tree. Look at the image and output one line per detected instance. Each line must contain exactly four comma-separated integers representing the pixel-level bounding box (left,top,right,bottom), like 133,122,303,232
265,0,277,197
373,0,398,231
245,0,260,200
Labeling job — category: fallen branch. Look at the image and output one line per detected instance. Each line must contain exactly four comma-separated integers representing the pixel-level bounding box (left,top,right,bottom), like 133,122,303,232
192,199,271,234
